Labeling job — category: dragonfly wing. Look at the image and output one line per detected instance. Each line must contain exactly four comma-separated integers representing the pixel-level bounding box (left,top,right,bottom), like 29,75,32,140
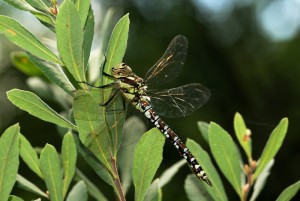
144,35,188,87
148,83,210,118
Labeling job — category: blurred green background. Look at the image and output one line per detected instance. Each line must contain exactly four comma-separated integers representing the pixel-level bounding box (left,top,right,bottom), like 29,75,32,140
0,0,299,200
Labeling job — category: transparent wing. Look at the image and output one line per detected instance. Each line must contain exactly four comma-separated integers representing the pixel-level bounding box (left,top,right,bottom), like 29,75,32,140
148,83,210,118
144,35,188,87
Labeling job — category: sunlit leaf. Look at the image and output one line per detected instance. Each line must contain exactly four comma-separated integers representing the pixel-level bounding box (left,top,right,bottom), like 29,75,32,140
0,16,62,64
234,112,252,159
83,7,94,70
66,181,88,201
275,180,300,201
62,133,77,198
103,13,130,85
133,128,165,201
39,144,63,201
209,122,242,198
19,134,42,178
28,54,76,95
7,89,77,130
187,139,228,201
56,0,85,83
73,133,115,188
0,124,20,201
253,118,288,180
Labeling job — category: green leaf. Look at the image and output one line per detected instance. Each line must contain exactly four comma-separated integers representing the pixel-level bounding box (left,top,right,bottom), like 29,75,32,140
62,133,77,198
144,179,162,201
66,181,88,201
24,0,49,13
74,169,108,201
8,195,24,201
73,133,115,188
3,0,37,12
0,124,20,201
275,180,300,201
19,134,43,178
197,121,209,143
73,89,114,173
184,175,214,201
133,128,165,201
56,0,85,83
250,159,274,201
118,116,146,195
0,16,62,64
82,7,94,70
233,112,252,159
187,139,228,201
7,89,77,130
16,174,47,198
158,159,186,188
28,54,76,95
103,13,130,85
209,122,242,198
39,144,63,201
253,118,288,180
73,0,91,28
11,52,43,77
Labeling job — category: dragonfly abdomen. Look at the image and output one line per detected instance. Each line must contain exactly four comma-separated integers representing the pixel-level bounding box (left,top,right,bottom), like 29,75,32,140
137,98,212,186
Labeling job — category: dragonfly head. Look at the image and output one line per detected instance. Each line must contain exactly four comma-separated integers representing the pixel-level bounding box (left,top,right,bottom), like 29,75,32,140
112,63,133,78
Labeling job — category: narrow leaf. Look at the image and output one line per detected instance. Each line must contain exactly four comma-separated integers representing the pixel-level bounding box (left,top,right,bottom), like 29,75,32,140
254,118,288,180
8,195,24,201
73,0,91,28
197,121,209,143
187,139,228,201
66,181,88,201
103,13,129,85
0,16,62,64
39,144,63,201
82,7,94,70
0,124,20,201
209,122,242,197
275,180,300,201
16,174,47,198
28,54,76,95
7,89,77,130
158,159,186,188
144,179,162,201
234,112,252,159
133,128,165,201
3,0,37,12
56,0,85,83
62,133,77,198
184,175,214,201
19,134,42,178
250,159,274,201
74,169,108,201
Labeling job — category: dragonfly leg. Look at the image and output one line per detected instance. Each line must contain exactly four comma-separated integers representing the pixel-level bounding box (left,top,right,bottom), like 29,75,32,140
77,81,116,89
100,88,120,106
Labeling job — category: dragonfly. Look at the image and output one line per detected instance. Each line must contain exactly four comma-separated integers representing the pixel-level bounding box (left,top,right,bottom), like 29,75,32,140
84,35,212,186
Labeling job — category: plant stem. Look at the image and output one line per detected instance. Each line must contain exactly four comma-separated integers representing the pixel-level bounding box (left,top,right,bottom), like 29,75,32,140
111,157,126,201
